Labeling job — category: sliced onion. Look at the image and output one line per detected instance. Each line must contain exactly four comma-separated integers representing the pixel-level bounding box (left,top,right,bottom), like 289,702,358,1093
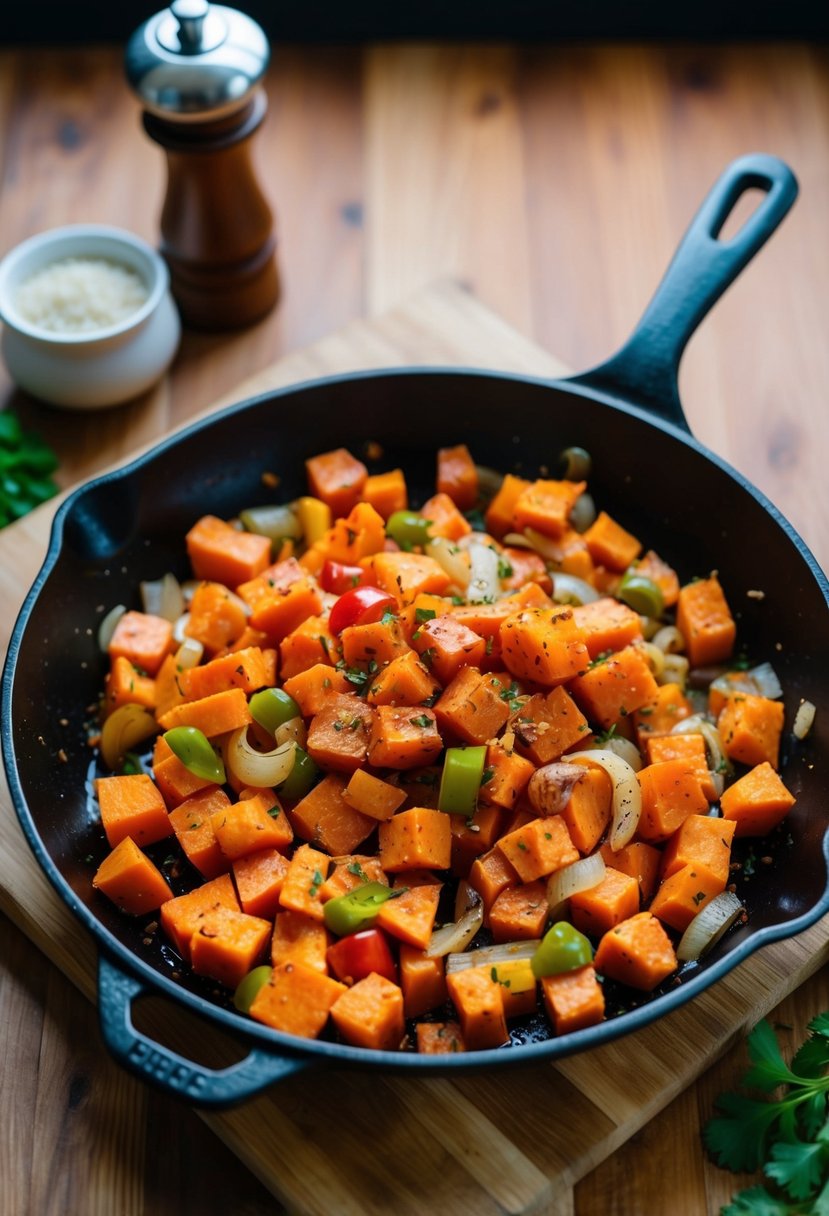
660,653,690,689
445,939,540,974
173,612,191,645
467,541,500,603
140,572,184,622
594,734,643,772
239,503,302,542
551,573,600,606
709,661,783,705
793,700,816,740
546,853,606,916
275,716,308,749
671,715,731,778
652,625,685,654
226,726,296,789
180,580,200,607
425,537,470,588
676,891,743,962
98,604,126,652
424,883,484,958
100,703,157,769
521,527,567,562
708,770,725,799
639,641,666,679
563,749,642,851
175,637,204,671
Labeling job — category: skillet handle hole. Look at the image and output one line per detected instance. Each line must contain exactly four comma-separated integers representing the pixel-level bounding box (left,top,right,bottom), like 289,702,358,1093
714,186,769,243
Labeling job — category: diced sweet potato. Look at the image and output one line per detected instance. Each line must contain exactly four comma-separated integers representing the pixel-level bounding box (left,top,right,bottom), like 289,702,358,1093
364,469,408,520
306,693,375,774
484,473,530,538
156,687,252,738
636,759,709,843
649,861,726,932
95,773,172,849
278,843,331,921
169,788,232,878
367,705,443,769
186,515,272,586
378,807,452,871
271,909,330,973
676,575,736,668
434,667,509,746
449,582,553,643
569,866,640,937
561,765,613,854
108,609,173,677
365,649,440,707
185,581,248,654
720,761,796,836
644,733,718,801
249,961,347,1038
281,663,353,717
104,655,156,714
190,905,272,989
290,773,376,856
411,614,487,686
343,768,407,821
582,511,642,571
279,615,338,681
450,805,505,876
210,791,293,861
437,443,478,510
415,1021,465,1054
233,847,290,920
497,815,578,883
660,813,736,884
340,617,411,669
446,966,510,1049
541,964,605,1035
399,945,448,1019
573,597,643,659
512,478,586,539
510,685,590,765
633,682,694,744
569,645,660,730
160,873,240,961
598,841,661,903
420,491,472,541
376,874,442,949
305,447,368,518
468,847,520,918
180,645,276,702
478,742,535,811
92,836,172,915
633,550,680,608
594,911,677,991
718,693,785,770
499,606,589,687
488,880,548,942
330,972,406,1051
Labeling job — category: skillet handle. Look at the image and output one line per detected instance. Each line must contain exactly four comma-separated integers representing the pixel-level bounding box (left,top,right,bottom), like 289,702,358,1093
97,953,308,1108
568,152,798,432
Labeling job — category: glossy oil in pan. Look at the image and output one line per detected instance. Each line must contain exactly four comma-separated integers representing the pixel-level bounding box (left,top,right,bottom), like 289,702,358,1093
4,154,828,1108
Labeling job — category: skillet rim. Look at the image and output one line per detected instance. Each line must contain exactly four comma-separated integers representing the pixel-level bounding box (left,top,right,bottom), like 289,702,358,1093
4,363,829,1075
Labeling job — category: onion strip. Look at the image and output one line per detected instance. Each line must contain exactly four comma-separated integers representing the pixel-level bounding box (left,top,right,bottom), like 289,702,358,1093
676,891,743,962
97,604,126,652
425,884,483,958
563,749,642,850
226,726,296,789
445,939,540,974
546,853,606,916
671,714,731,778
466,541,500,603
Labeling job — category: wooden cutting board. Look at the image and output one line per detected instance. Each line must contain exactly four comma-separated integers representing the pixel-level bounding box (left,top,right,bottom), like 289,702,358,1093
1,281,827,1216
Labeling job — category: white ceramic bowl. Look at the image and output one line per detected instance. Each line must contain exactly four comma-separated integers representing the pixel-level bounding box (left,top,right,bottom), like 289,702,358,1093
0,225,181,410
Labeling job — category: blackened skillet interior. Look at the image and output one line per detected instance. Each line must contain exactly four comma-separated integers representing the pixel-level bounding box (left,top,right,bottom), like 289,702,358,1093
4,154,829,1106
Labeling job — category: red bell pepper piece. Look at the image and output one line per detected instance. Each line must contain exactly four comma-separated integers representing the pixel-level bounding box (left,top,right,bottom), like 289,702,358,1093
328,585,397,635
326,928,398,985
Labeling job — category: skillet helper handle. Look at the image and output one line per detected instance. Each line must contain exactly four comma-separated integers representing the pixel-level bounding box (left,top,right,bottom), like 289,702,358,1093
570,152,798,432
97,953,308,1108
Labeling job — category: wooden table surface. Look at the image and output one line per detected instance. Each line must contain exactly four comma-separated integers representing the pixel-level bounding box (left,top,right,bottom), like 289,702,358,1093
1,41,828,1216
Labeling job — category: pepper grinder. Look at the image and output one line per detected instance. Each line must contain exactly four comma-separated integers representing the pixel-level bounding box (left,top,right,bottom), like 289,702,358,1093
125,0,279,330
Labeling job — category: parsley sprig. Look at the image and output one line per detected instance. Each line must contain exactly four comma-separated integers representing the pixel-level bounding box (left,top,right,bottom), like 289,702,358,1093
705,1014,829,1213
0,410,59,527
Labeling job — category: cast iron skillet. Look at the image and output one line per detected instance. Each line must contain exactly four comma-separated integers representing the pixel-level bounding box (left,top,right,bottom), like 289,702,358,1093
4,153,828,1109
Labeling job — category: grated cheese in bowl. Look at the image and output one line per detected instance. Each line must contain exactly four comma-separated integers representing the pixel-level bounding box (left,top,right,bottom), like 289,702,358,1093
15,256,150,334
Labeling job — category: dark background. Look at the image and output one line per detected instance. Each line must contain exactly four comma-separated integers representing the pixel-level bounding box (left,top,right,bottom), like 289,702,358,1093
3,0,829,44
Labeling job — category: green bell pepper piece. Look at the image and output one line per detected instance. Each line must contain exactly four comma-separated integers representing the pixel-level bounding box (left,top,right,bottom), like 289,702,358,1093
323,882,399,936
277,745,319,801
233,965,273,1013
438,745,487,815
249,687,301,735
531,921,593,979
386,509,431,549
163,726,225,783
616,571,664,618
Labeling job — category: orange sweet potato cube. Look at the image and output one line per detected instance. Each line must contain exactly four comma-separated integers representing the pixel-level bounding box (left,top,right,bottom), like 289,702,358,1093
510,685,590,765
279,615,338,681
190,905,272,989
364,468,408,520
271,909,331,973
572,597,643,659
281,663,354,716
488,880,549,942
634,682,694,745
446,966,509,1049
365,649,440,707
104,655,156,713
92,837,172,916
107,609,174,677
330,972,406,1051
660,813,736,884
718,693,785,770
366,551,451,603
411,614,487,685
341,618,411,669
561,764,613,854
645,733,718,801
569,866,640,937
168,788,232,879
376,874,442,949
434,667,509,746
512,478,586,539
156,687,252,737
649,861,726,932
159,873,240,961
367,705,444,769
582,511,642,571
233,847,290,920
278,843,331,921
185,581,249,654
569,645,660,730
497,815,578,883
484,473,530,537
541,964,605,1035
420,491,472,541
599,840,662,903
499,606,590,687
468,847,520,918
415,1021,466,1054
306,693,375,774
676,575,736,668
186,514,272,586
305,447,368,518
437,443,478,510
594,912,677,991
250,961,347,1039
210,792,293,861
317,854,388,902
290,773,376,856
343,768,407,821
378,807,452,871
180,645,276,702
478,742,535,811
95,773,172,849
399,945,448,1019
720,761,796,836
450,804,505,876
636,759,709,843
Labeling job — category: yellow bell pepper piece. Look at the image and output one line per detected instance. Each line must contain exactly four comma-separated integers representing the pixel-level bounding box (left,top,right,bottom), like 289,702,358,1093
296,496,332,546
